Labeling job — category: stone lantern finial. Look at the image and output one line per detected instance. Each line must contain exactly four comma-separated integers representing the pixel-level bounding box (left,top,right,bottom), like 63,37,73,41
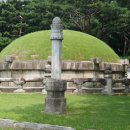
51,17,63,40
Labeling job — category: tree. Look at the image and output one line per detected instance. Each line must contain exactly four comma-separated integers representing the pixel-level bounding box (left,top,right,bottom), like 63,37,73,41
0,0,130,57
90,1,130,56
0,0,29,50
58,0,99,32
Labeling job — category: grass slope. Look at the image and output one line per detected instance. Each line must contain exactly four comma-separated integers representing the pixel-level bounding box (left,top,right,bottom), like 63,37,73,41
0,30,119,62
0,94,130,130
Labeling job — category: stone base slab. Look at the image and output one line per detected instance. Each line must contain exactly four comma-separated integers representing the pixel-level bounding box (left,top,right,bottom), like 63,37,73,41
45,98,66,114
0,119,75,130
45,79,67,114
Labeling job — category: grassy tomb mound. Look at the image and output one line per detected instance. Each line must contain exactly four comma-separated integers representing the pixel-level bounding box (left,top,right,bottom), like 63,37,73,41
0,30,119,62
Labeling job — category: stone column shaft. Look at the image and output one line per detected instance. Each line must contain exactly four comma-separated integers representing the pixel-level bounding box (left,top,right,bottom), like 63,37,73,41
102,64,113,95
91,58,102,78
104,75,113,95
51,40,62,79
50,17,63,79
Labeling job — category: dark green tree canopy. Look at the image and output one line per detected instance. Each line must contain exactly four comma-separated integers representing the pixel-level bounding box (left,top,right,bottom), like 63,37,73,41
0,0,130,58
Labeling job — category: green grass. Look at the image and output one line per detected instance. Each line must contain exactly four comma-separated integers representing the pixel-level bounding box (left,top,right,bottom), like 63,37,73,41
0,94,129,130
0,30,119,62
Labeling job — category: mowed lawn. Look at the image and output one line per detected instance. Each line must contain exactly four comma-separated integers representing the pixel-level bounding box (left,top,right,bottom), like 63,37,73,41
0,94,130,130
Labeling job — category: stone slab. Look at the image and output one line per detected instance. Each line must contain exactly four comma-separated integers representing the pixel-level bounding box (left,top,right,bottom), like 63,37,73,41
0,119,75,130
0,119,15,128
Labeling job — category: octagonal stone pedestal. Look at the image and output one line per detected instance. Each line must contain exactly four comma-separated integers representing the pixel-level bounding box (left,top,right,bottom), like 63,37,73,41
44,78,67,114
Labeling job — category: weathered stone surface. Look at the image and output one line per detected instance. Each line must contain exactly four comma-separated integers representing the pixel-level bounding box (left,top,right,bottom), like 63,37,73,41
13,88,26,93
37,124,75,130
44,17,67,114
45,79,66,91
82,87,103,93
0,58,125,93
101,63,123,72
51,17,63,79
51,17,63,40
0,119,75,130
0,119,15,128
42,89,47,94
14,122,75,130
0,87,44,93
45,98,66,114
0,59,124,71
5,56,16,63
11,60,47,70
127,67,130,79
120,59,129,66
0,87,17,92
0,62,9,70
45,79,67,114
102,64,113,95
14,122,38,130
24,87,44,92
91,57,102,64
91,58,102,79
62,61,93,70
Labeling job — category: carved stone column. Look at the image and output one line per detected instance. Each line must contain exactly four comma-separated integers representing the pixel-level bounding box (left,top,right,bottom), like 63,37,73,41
44,17,66,114
91,57,102,78
102,64,113,95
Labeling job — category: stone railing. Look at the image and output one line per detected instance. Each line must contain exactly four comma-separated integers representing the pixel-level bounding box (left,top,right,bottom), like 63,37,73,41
0,56,125,93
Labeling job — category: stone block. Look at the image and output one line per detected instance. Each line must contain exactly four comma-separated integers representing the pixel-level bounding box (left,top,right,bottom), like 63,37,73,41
45,79,66,92
38,124,75,130
13,88,26,93
0,119,15,128
0,119,75,130
45,98,66,114
45,79,67,114
14,122,75,130
14,122,38,130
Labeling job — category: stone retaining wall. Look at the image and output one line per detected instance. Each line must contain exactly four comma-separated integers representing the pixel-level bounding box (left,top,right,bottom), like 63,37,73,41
0,59,124,92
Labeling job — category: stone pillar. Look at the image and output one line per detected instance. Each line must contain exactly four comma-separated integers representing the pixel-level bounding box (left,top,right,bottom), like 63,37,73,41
45,78,66,114
121,59,129,78
91,58,102,78
102,64,113,95
123,67,130,94
91,58,102,88
44,17,66,114
51,17,63,79
124,79,129,94
5,55,16,69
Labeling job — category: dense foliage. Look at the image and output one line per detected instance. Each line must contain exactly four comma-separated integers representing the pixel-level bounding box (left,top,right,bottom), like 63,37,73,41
0,0,130,57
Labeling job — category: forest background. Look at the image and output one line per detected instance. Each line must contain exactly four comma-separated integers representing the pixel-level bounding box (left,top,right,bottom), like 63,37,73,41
0,0,130,58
